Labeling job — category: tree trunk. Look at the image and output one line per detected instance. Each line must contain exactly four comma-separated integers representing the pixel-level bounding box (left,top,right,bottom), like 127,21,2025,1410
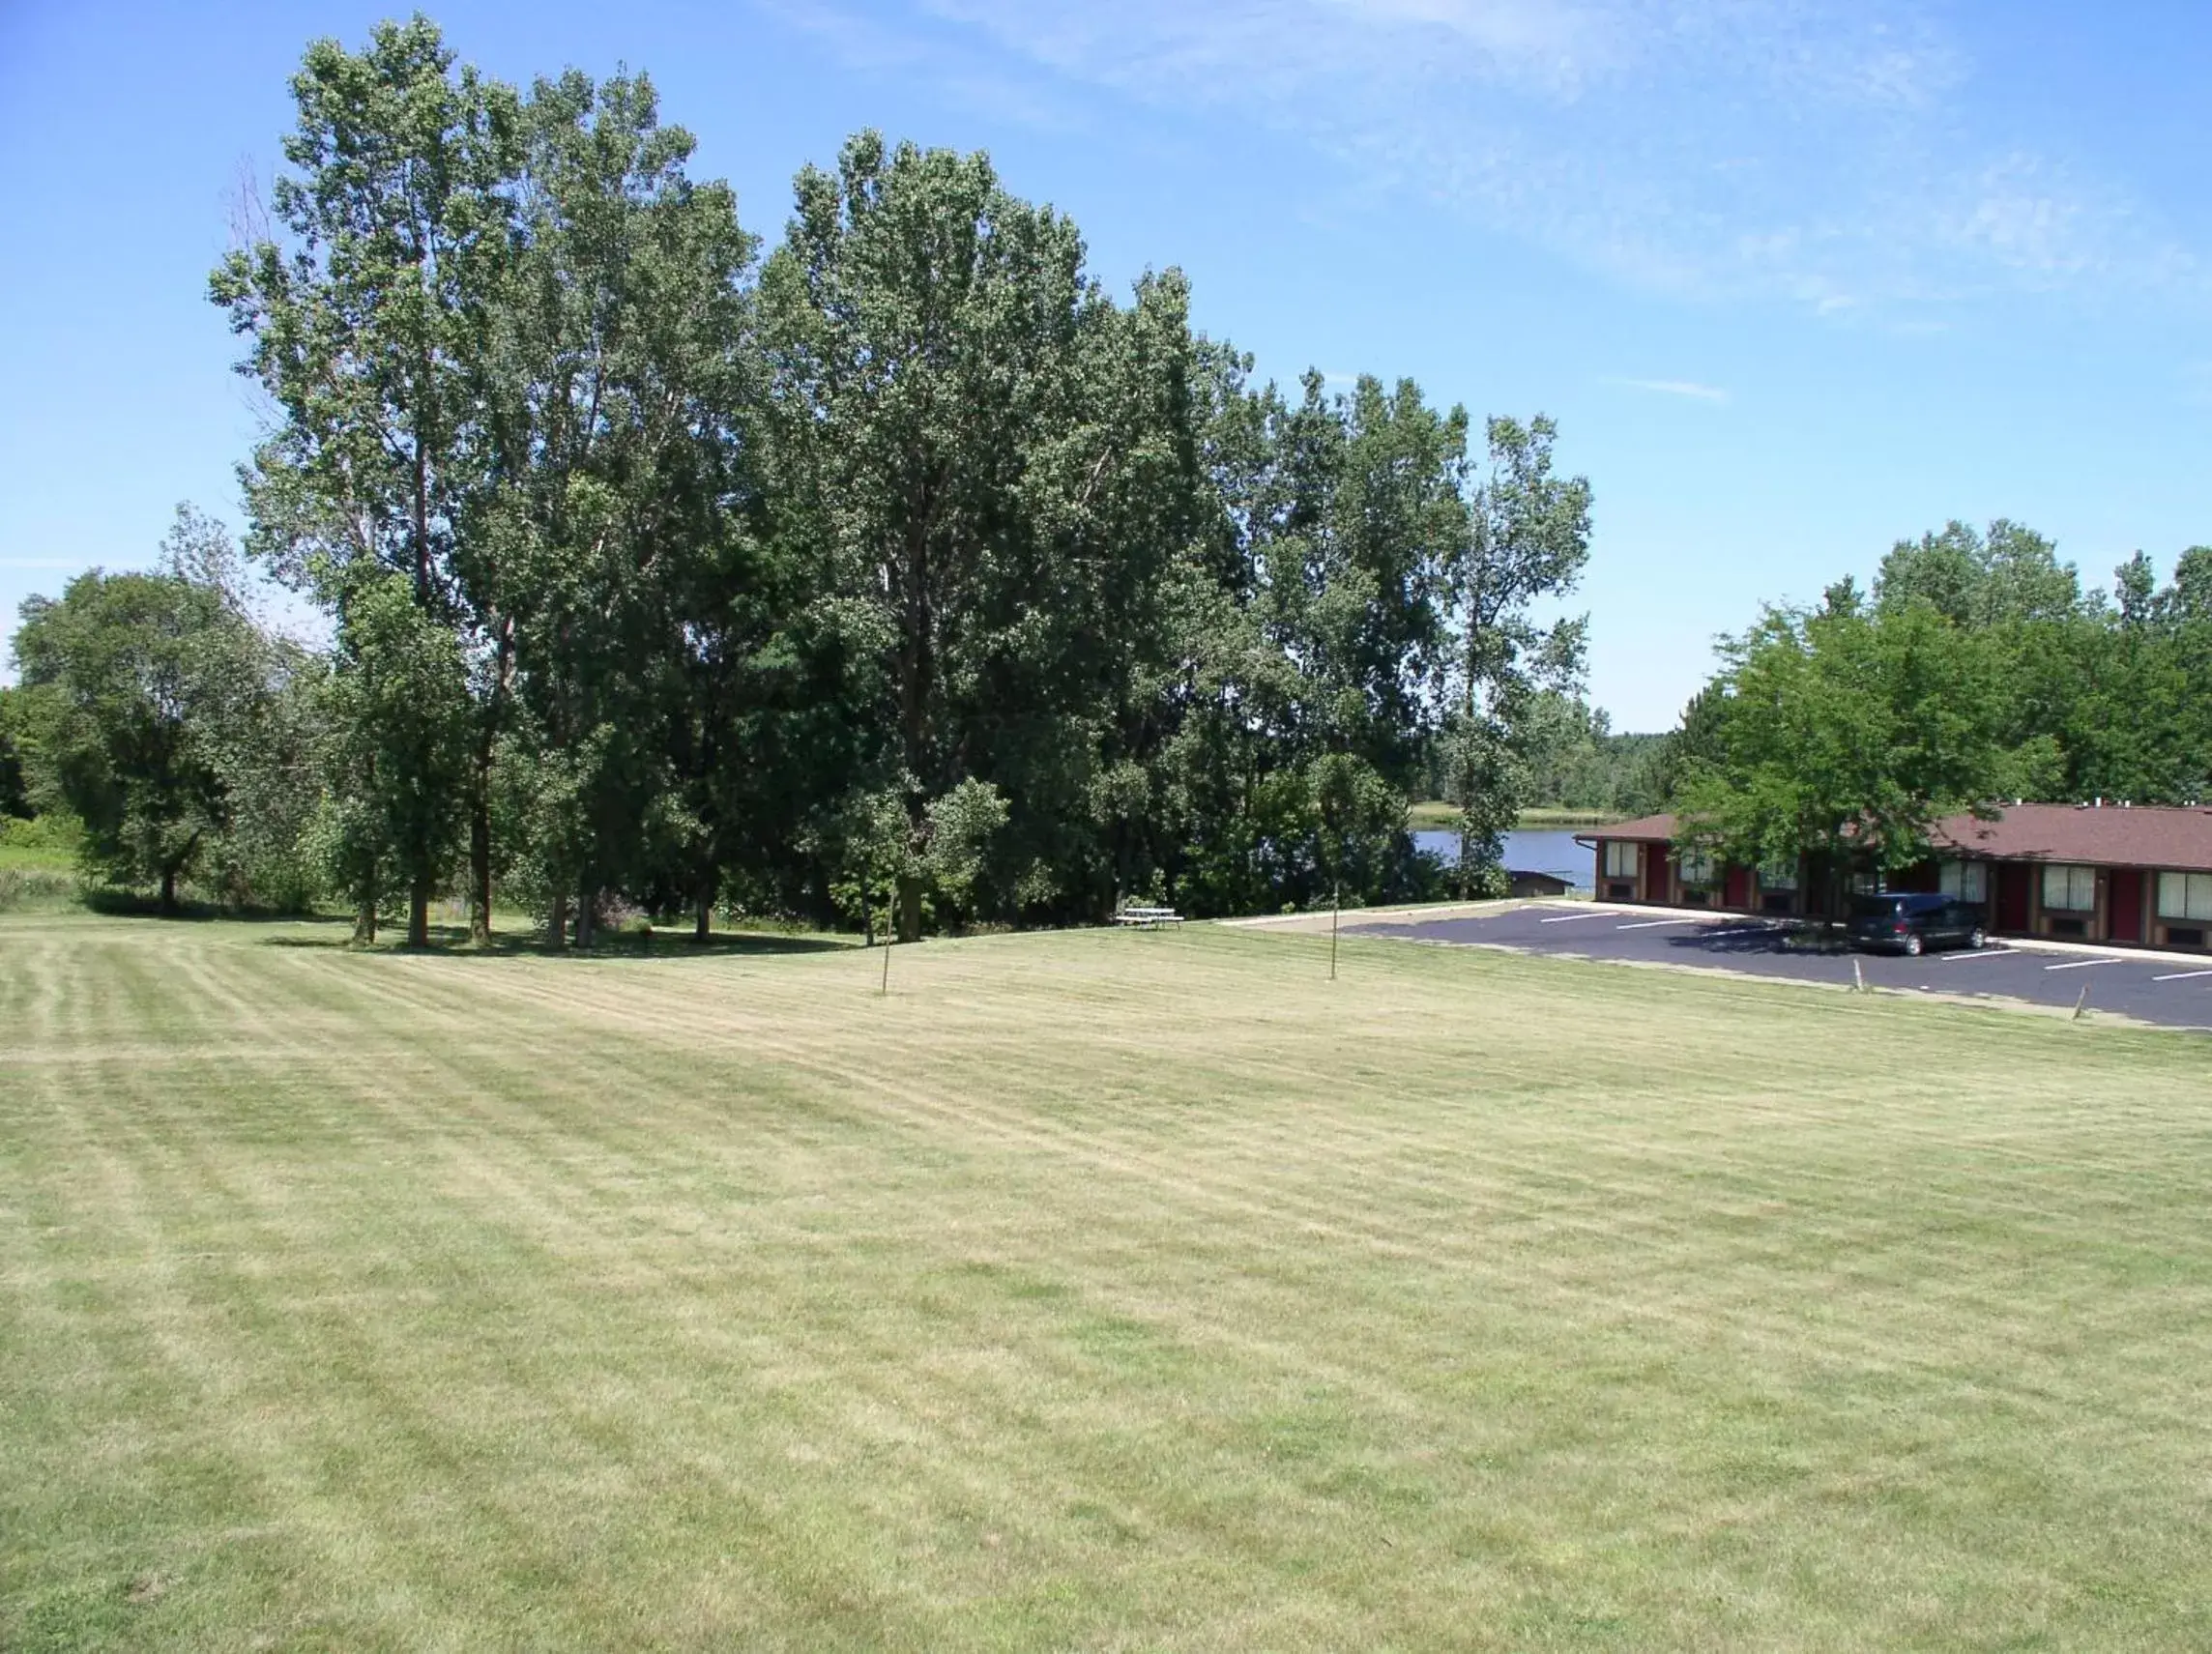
891,487,935,952
695,866,714,943
469,620,511,947
575,886,597,950
859,876,875,947
896,872,923,944
356,865,378,945
412,407,432,605
408,877,431,949
547,892,568,952
468,799,493,944
160,865,178,915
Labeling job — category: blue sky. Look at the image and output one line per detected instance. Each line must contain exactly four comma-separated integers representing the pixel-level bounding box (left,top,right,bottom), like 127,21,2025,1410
3,0,2208,727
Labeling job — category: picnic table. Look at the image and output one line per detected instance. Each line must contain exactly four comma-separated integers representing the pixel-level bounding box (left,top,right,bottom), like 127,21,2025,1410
1112,906,1183,928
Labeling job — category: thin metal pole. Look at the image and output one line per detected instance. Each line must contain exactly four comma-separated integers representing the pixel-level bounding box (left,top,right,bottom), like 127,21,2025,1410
2074,983,2090,1020
881,937,892,997
1330,880,1340,981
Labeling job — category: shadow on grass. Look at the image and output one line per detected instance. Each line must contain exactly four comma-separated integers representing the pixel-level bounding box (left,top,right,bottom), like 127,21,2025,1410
259,921,853,960
16,891,855,959
81,888,330,925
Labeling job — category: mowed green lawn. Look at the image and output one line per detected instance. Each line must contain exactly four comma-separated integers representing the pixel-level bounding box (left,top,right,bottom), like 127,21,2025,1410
5,914,2212,1650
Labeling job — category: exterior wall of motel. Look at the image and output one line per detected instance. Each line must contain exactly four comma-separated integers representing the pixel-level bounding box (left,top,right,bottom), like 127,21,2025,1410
1590,834,1809,920
1583,833,2212,954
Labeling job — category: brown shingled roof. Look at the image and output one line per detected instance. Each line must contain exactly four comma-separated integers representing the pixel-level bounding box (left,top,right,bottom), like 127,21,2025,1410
1931,802,2212,873
1583,813,1677,842
1583,803,2212,873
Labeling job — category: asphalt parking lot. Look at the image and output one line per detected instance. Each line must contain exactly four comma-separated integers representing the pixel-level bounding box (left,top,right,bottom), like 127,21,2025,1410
1350,904,2212,1031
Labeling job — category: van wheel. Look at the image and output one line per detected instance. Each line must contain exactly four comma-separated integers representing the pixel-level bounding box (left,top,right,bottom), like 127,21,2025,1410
1904,933,1924,957
1967,927,1986,950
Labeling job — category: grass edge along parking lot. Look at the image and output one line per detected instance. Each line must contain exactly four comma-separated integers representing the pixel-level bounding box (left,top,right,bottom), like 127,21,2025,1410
1347,898,2212,1032
6,911,2212,1649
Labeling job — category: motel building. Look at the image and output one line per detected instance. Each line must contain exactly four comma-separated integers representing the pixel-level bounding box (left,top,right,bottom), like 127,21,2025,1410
1581,801,2212,954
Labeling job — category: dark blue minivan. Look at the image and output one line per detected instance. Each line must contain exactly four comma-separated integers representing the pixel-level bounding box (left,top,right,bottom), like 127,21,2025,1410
1848,891,1988,956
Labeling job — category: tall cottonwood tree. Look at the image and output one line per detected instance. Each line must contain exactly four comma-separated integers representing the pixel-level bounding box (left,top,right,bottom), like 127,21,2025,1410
212,15,518,943
1152,363,1548,913
477,68,763,945
760,132,1194,939
1445,416,1592,888
315,572,471,942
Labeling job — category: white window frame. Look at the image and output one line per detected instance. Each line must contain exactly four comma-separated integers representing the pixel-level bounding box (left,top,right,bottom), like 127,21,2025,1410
1938,859,1987,903
2158,871,2212,923
1758,859,1797,892
1603,841,1640,879
2042,863,2097,914
1678,850,1715,886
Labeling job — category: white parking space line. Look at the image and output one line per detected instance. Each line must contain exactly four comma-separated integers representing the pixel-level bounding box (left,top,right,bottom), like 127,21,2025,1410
1539,912,1623,923
2153,969,2212,982
1616,918,1698,930
2043,958,2121,972
1938,948,2018,962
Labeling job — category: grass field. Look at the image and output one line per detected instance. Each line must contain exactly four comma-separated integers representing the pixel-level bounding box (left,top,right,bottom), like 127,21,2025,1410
6,913,2212,1649
0,866,77,913
0,827,79,912
1408,802,1627,829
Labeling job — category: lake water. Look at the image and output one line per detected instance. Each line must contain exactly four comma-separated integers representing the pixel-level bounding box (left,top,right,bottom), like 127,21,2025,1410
1413,827,1596,888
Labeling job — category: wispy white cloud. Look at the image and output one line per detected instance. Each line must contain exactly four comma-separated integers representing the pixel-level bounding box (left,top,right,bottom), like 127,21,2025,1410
1608,378,1730,404
775,0,2201,316
752,0,1084,132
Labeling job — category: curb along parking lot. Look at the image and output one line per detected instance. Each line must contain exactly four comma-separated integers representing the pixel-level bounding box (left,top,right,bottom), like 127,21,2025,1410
1348,903,2212,1031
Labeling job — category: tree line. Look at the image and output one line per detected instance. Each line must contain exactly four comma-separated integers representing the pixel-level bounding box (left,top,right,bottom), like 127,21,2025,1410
1499,695,1669,818
1673,518,2212,895
0,16,1592,941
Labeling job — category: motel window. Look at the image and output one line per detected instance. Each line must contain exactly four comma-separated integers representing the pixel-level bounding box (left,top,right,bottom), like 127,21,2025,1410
2043,863,2097,913
1678,850,1715,885
1938,860,1987,903
1759,859,1797,892
2158,872,2212,922
1603,841,1639,879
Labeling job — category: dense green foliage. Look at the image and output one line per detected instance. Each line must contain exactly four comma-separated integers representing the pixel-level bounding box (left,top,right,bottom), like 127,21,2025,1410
1673,520,2212,890
1510,693,1669,816
7,17,1591,936
0,688,33,821
8,510,315,912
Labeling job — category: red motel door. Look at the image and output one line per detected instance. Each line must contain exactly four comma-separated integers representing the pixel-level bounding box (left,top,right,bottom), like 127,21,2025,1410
1723,866,1753,910
2109,869,2143,943
1996,863,2032,932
